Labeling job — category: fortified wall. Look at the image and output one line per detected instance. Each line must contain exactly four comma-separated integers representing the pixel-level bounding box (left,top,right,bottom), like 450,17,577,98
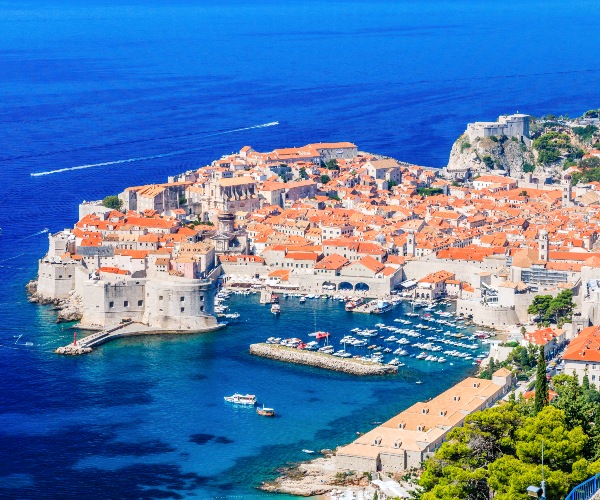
34,232,219,333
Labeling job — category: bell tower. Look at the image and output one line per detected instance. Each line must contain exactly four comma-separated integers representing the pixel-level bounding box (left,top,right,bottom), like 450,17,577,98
538,229,549,262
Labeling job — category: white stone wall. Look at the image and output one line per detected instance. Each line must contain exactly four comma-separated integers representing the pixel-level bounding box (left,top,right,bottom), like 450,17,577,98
335,453,377,473
37,260,77,299
142,278,218,331
79,278,146,328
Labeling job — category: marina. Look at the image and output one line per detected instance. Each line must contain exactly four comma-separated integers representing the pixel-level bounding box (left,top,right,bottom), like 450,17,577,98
219,289,494,372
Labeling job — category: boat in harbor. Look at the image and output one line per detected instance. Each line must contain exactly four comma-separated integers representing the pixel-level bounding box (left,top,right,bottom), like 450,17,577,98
372,300,393,314
299,296,306,303
345,297,364,311
256,405,275,417
271,304,281,314
224,394,257,405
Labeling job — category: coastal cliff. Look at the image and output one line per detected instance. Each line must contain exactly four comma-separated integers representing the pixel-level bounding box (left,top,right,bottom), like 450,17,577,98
249,343,398,375
26,280,83,322
446,134,535,178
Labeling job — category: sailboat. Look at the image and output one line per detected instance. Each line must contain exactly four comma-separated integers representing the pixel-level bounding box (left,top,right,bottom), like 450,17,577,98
308,309,330,340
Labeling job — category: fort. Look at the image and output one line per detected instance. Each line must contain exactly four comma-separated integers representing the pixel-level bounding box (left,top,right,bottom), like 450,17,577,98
465,113,530,143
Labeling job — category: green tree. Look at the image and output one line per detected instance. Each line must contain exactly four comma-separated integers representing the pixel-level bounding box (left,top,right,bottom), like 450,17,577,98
320,174,331,185
417,187,444,197
533,131,571,165
299,167,308,180
482,155,495,169
534,347,549,413
178,195,187,206
573,125,598,142
324,159,339,170
527,295,553,318
102,195,123,211
387,180,398,190
523,163,535,173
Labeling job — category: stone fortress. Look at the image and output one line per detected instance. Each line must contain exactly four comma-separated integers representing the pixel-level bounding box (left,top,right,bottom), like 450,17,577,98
35,227,221,334
466,113,531,144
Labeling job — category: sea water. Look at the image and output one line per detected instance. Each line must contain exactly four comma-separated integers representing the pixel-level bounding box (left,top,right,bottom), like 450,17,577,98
1,0,600,497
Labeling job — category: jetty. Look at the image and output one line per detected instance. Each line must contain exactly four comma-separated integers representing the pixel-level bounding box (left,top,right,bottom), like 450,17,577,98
249,343,398,375
55,322,225,355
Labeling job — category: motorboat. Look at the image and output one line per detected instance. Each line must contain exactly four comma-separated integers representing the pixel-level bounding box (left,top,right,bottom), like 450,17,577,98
256,405,275,417
271,304,281,314
372,300,393,314
224,394,256,405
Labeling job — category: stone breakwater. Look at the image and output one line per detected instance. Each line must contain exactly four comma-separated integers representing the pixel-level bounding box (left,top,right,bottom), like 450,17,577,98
249,343,398,376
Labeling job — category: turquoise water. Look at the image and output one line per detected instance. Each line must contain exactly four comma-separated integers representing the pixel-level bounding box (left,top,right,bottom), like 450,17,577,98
1,0,600,497
0,291,482,498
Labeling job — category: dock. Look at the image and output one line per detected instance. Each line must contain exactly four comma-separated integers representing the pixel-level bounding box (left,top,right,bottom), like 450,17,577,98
55,321,225,355
249,343,398,376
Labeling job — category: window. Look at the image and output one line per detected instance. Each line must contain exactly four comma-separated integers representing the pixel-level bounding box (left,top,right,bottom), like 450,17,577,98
181,307,185,312
594,365,597,370
138,300,143,306
124,301,129,307
593,375,597,382
109,301,114,308
200,295,204,301
200,305,204,312
159,295,163,301
180,296,185,302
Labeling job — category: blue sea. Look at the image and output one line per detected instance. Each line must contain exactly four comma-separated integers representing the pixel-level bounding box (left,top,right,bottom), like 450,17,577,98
1,0,599,498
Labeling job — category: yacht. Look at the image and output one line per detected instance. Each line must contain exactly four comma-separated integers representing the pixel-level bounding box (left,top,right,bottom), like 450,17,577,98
224,394,256,405
271,304,281,314
372,300,393,314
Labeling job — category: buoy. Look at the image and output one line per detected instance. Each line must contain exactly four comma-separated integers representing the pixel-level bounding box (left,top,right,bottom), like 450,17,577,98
73,332,77,346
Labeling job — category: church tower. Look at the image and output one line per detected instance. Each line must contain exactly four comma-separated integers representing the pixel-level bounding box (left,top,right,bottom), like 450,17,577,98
562,180,572,207
538,229,549,262
406,229,415,257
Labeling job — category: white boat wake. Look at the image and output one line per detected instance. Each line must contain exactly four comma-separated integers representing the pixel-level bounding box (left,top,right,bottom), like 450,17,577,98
18,228,49,240
30,121,279,177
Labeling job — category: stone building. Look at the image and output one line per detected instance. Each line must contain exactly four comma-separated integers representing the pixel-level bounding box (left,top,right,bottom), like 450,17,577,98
466,114,530,143
186,176,259,222
334,369,512,473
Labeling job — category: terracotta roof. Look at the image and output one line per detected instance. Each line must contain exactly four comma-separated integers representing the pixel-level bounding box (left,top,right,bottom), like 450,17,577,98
563,326,600,362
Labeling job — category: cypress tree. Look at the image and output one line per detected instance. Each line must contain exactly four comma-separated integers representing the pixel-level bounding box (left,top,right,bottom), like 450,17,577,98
534,346,549,413
583,371,591,391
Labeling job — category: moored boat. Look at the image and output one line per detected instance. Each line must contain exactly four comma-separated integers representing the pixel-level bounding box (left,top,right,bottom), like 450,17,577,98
271,304,281,314
345,297,364,311
372,300,393,314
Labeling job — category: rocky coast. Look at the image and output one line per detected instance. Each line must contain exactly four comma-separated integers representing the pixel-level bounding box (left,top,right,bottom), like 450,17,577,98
249,343,398,375
26,279,83,322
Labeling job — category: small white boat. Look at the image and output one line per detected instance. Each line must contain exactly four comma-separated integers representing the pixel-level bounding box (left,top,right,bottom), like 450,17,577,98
302,449,315,454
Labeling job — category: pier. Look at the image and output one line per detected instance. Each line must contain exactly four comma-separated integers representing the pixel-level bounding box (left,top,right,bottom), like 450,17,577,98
249,343,398,375
55,322,225,355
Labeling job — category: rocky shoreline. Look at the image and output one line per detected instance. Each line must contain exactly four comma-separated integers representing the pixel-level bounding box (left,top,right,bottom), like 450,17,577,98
26,279,83,323
258,456,355,497
249,343,398,376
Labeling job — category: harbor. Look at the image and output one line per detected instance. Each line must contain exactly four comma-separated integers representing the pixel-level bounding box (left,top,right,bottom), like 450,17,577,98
216,287,496,374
